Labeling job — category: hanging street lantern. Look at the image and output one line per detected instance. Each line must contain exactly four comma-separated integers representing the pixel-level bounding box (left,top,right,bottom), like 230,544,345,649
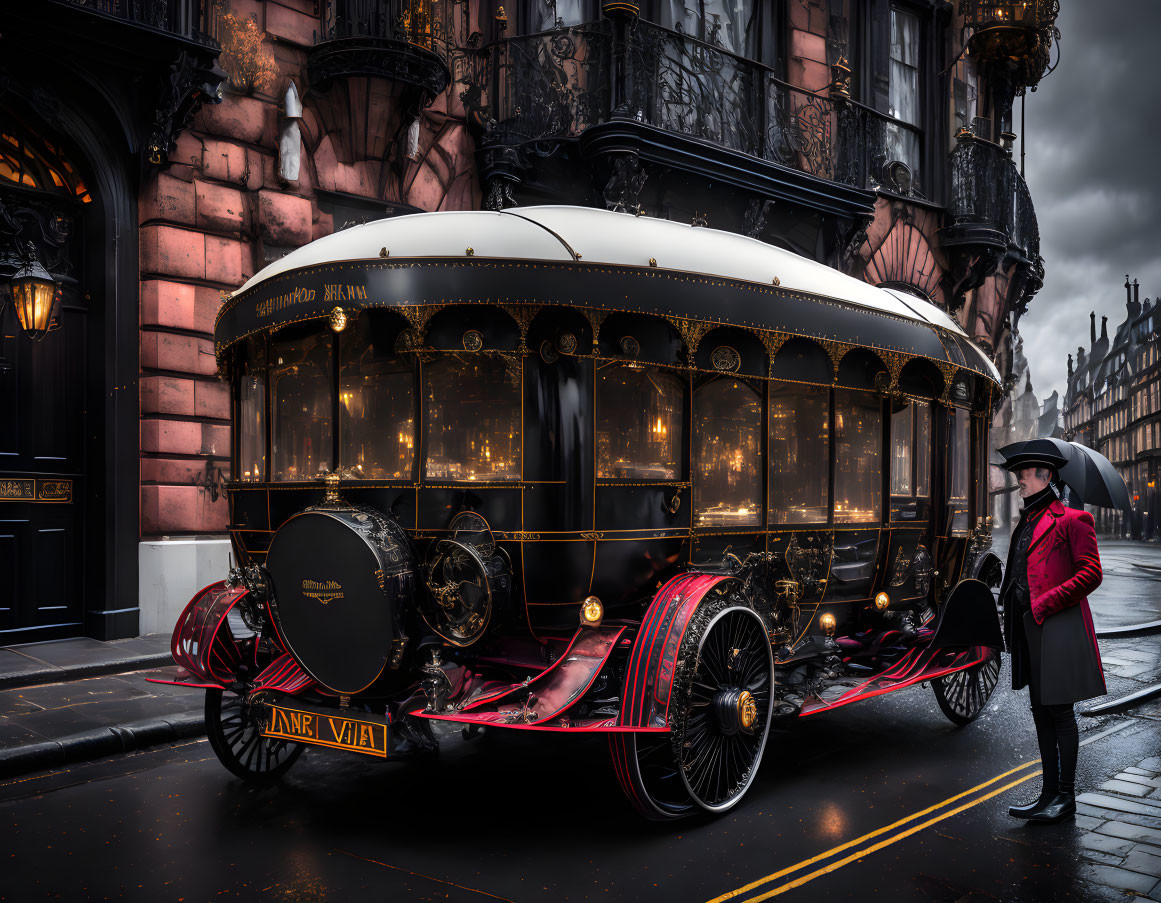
8,242,61,341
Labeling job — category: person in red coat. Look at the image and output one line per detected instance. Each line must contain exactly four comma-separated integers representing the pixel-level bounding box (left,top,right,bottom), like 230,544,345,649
1000,453,1106,824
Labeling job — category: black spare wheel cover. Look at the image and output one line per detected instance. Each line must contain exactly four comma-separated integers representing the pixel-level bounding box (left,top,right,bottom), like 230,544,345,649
265,507,414,694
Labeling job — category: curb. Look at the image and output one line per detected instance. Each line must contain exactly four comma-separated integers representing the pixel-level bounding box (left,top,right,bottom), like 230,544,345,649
0,653,175,691
0,710,205,781
1097,620,1161,638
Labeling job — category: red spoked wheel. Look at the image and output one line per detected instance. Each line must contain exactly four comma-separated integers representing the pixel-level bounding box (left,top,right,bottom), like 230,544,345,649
931,648,1002,726
610,602,774,819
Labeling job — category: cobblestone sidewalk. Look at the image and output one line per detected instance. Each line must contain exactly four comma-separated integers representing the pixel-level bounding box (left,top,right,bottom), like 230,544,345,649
1076,754,1161,900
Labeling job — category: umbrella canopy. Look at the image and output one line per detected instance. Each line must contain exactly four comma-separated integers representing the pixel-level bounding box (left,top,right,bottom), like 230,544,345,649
1068,442,1131,511
997,439,1130,511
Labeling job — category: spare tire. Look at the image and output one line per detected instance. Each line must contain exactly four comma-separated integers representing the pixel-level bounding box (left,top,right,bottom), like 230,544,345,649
265,506,416,694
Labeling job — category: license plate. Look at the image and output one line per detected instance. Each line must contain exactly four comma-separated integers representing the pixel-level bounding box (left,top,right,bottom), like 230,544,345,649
262,702,388,758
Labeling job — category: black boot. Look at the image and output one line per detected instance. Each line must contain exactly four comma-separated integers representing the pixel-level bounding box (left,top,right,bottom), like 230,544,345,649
1009,785,1056,819
1025,785,1076,824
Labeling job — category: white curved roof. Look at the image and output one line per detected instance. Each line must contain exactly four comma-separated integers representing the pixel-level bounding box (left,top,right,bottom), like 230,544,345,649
239,205,997,379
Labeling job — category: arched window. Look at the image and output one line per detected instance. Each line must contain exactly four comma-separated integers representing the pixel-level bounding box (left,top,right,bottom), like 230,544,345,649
238,336,266,482
769,383,829,525
425,355,520,481
339,316,415,480
890,399,931,520
596,362,684,479
271,331,334,481
695,378,762,527
0,127,90,202
834,389,882,523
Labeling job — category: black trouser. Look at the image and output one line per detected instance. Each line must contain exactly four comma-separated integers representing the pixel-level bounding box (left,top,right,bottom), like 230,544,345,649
1030,702,1078,794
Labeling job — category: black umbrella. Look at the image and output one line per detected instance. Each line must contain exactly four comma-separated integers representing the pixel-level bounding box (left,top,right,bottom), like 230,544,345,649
998,438,1131,511
1067,442,1131,511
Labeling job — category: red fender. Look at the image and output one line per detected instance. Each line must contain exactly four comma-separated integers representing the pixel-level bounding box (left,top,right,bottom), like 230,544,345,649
145,581,250,689
617,572,733,729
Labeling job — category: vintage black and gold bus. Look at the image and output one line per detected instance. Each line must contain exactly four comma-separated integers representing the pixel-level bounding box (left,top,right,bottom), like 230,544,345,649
155,205,1005,819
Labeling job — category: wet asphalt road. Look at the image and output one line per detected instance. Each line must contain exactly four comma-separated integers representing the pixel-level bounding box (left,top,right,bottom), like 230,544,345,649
3,541,1160,903
3,671,1157,903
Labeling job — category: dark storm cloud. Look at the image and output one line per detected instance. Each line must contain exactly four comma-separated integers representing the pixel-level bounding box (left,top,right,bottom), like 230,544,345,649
1013,0,1161,402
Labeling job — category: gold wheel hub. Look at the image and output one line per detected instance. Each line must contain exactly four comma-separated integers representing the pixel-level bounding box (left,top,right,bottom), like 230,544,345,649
737,690,758,730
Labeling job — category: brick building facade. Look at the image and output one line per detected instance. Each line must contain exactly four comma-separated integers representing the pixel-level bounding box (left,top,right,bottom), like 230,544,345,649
0,0,1059,643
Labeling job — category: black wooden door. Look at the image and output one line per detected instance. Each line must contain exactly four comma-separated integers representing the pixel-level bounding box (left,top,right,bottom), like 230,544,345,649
0,187,88,645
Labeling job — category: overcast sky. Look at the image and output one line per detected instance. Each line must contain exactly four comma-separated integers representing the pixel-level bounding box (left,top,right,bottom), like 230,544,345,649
1013,0,1161,403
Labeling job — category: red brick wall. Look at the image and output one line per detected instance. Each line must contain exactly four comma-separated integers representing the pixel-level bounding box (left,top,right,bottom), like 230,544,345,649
139,0,480,537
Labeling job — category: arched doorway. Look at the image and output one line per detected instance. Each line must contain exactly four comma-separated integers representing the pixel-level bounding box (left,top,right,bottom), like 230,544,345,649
0,113,96,643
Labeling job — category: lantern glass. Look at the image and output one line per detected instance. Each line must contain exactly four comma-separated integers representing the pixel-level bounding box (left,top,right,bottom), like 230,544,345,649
12,275,58,338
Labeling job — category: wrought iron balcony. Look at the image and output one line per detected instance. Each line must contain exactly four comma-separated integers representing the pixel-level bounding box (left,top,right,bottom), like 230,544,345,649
307,0,451,98
480,19,923,199
48,0,217,45
959,0,1059,90
945,135,1039,262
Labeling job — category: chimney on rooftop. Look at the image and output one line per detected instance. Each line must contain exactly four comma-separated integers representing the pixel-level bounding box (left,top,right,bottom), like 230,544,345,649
1101,315,1109,340
1068,353,1073,377
1134,279,1140,305
1127,274,1133,306
1091,311,1097,345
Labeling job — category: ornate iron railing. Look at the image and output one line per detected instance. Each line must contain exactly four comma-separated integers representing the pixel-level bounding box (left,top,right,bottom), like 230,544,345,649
54,0,216,44
317,0,459,52
486,23,613,146
948,136,1039,256
483,19,924,195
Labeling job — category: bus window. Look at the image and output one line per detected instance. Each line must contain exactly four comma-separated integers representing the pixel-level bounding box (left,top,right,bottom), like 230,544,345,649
271,331,333,481
834,389,882,523
339,318,415,480
949,406,971,534
769,383,829,525
890,399,932,521
424,355,520,481
695,378,762,527
238,336,266,482
596,362,684,479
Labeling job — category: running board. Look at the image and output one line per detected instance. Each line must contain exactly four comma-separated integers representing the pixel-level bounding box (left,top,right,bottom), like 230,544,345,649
798,646,989,717
413,625,638,732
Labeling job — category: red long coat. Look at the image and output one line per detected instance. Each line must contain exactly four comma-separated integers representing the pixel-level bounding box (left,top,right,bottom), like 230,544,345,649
1009,500,1106,705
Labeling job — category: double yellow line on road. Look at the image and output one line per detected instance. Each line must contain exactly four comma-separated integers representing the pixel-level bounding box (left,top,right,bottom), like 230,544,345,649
706,761,1041,902
708,721,1135,903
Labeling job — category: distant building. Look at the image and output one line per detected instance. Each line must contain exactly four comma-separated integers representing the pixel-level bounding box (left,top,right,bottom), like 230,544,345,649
991,330,1062,532
1063,277,1160,538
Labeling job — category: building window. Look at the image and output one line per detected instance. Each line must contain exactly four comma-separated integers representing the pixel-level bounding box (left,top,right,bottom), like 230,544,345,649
597,362,684,479
769,383,829,525
694,377,762,527
651,0,759,59
527,0,597,30
424,356,521,481
886,7,921,176
834,389,882,523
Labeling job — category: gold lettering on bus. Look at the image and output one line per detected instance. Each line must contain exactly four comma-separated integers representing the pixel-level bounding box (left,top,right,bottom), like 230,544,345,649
255,286,316,319
323,284,368,304
302,579,343,605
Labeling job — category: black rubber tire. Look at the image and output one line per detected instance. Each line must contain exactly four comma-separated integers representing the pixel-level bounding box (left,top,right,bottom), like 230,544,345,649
610,599,774,819
932,648,1002,726
205,688,304,783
